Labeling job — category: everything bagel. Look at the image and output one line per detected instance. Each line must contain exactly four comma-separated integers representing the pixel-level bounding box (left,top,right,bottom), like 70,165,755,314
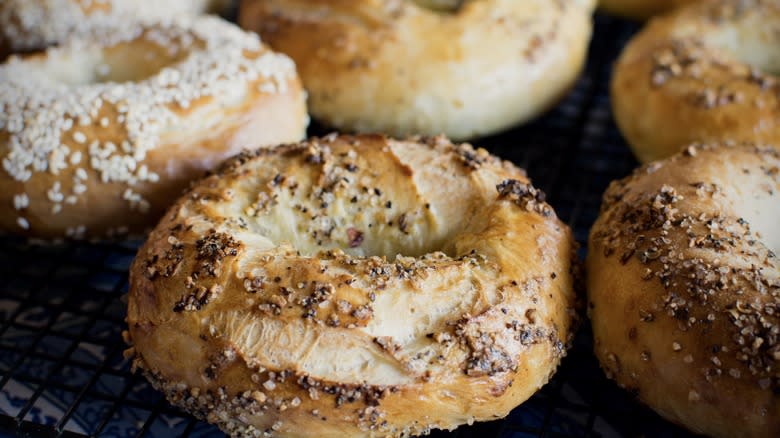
611,0,780,162
126,134,579,437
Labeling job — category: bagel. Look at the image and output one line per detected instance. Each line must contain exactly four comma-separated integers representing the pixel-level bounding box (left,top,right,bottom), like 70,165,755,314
0,0,231,57
611,0,780,163
598,0,694,20
0,17,307,239
238,0,596,140
587,142,780,438
125,134,579,437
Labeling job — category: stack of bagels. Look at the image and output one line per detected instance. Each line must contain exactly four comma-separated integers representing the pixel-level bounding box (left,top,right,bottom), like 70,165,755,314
1,0,777,437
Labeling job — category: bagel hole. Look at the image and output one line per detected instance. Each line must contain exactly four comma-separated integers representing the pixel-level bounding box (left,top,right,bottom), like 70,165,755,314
232,143,490,260
45,42,188,85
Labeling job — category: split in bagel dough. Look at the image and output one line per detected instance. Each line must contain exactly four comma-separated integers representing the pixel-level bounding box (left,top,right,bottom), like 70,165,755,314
588,142,780,438
239,0,597,140
127,134,579,437
0,17,308,238
611,0,780,162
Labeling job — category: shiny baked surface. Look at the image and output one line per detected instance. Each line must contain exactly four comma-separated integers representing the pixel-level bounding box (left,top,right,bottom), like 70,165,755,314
588,143,780,438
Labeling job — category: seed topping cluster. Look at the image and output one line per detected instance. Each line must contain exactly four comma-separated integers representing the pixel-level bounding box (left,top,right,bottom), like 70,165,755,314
0,0,224,51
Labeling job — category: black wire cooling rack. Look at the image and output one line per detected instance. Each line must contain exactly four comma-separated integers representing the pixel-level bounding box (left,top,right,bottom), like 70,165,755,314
0,12,701,438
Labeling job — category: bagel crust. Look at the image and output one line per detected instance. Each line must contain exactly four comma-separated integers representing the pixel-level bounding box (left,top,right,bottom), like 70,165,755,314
0,17,308,238
239,0,596,140
598,0,695,20
611,0,780,163
0,0,230,56
587,143,780,438
126,134,579,437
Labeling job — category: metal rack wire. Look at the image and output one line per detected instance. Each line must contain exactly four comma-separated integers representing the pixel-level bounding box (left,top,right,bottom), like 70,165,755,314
0,13,698,438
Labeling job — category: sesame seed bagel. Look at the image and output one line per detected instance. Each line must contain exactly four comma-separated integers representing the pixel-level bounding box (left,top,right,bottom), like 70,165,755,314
0,17,308,239
587,143,780,438
126,134,579,437
598,0,695,20
611,0,780,163
0,0,231,57
238,0,596,140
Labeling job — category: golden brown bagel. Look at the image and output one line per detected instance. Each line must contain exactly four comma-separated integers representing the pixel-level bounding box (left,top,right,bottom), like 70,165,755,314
598,0,694,20
587,143,780,438
611,0,780,163
0,0,231,57
239,0,596,140
0,17,307,239
126,134,579,437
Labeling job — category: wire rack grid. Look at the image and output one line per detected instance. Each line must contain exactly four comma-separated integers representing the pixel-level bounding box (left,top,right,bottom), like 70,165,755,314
0,12,699,438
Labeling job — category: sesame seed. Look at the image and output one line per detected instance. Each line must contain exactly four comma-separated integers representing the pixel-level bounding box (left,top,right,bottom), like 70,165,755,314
13,193,29,210
672,342,682,351
73,131,87,144
16,217,29,230
688,390,700,402
47,183,64,202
